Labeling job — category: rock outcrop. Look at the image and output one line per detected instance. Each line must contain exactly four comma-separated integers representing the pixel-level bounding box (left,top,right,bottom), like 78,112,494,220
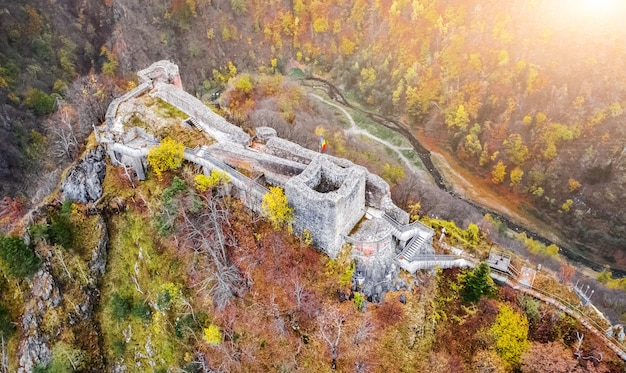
17,213,109,372
17,267,62,372
61,145,106,203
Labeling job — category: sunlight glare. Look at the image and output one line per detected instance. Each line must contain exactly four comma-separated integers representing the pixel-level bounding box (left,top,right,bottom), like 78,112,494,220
579,0,617,15
553,0,625,32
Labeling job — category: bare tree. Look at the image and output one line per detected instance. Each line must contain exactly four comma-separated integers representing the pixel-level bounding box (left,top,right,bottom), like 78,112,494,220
293,278,304,311
354,359,369,373
573,332,603,363
558,262,576,284
180,194,244,310
391,171,423,210
1,335,7,373
353,318,373,346
67,74,115,135
48,108,78,160
318,311,345,370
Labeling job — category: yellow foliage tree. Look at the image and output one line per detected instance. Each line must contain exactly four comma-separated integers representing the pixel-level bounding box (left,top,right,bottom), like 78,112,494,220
234,74,254,94
446,104,470,131
503,134,529,166
313,17,329,32
491,161,507,184
262,186,293,230
568,178,581,192
382,163,405,186
509,167,523,188
545,244,559,256
535,112,547,124
489,304,529,368
561,199,573,212
194,170,231,192
203,324,222,345
147,138,185,180
340,37,356,56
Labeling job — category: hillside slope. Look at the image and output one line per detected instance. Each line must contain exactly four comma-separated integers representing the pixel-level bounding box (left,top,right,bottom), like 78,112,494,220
2,0,625,270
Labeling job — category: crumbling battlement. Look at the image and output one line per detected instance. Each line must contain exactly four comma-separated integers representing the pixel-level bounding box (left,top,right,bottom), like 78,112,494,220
137,60,183,88
265,136,409,223
208,142,306,181
105,82,152,134
153,82,250,146
285,156,367,258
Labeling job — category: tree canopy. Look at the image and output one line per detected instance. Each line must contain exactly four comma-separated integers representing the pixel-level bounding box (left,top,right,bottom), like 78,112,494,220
0,234,41,278
262,186,293,230
147,137,185,180
461,262,496,303
489,304,530,368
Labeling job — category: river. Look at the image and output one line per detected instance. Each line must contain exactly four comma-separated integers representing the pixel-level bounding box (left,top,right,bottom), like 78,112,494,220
305,76,626,278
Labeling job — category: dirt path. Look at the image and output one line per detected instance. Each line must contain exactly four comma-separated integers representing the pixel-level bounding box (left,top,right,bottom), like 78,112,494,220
310,93,429,179
312,91,556,240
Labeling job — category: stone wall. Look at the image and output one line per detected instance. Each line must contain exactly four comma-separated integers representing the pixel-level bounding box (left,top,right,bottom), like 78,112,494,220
285,156,366,258
105,82,151,133
265,136,409,223
208,142,306,179
107,142,150,180
153,82,250,146
184,149,268,214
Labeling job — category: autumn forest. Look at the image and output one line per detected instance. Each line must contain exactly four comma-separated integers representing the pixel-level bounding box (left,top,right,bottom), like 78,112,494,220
1,0,626,372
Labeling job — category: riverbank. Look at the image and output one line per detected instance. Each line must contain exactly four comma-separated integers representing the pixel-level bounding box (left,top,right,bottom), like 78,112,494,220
303,75,626,278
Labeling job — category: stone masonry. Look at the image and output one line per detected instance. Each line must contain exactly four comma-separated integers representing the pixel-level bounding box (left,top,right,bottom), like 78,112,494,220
97,60,435,265
285,156,367,258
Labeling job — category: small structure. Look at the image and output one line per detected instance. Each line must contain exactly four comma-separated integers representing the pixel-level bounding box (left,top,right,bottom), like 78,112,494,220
137,60,183,89
606,325,625,342
574,280,595,307
518,266,537,288
487,250,511,273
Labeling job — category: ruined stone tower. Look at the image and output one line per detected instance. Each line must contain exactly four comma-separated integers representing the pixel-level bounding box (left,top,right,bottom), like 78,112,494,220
285,156,367,258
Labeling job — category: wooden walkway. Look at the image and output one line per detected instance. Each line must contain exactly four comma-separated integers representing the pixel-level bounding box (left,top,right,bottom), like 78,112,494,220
491,270,626,361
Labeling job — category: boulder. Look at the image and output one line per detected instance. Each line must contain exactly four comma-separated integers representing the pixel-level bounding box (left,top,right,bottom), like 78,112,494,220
61,145,106,203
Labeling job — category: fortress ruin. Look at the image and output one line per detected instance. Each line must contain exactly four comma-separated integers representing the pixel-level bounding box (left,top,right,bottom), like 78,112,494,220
94,60,471,300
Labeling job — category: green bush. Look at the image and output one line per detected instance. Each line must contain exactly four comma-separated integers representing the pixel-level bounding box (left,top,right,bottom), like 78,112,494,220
175,313,205,340
0,234,41,278
29,223,50,244
112,339,126,357
0,303,15,339
132,302,152,321
157,289,172,310
110,292,133,321
461,262,496,303
353,292,365,311
48,215,73,248
25,88,56,116
155,176,189,235
45,201,74,248
42,342,86,373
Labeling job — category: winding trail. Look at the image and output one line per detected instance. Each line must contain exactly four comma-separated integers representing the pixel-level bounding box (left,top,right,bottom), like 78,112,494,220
305,77,626,278
310,93,424,177
491,268,626,361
